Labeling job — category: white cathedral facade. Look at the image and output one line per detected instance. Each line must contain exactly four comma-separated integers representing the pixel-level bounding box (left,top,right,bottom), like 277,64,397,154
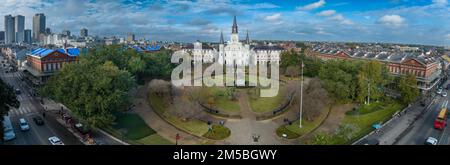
180,16,284,66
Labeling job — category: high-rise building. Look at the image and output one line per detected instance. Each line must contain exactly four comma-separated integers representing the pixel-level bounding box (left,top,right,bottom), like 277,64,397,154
80,28,88,37
24,29,32,44
33,13,46,41
14,15,25,43
62,30,71,37
0,31,4,42
4,15,15,44
127,33,135,42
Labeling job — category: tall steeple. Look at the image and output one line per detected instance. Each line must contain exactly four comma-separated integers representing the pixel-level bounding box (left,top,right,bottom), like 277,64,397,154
232,15,238,34
245,30,250,44
220,30,224,44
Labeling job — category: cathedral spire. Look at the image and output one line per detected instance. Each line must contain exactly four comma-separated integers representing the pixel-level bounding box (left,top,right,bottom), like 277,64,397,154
232,15,238,34
245,30,250,44
220,30,224,44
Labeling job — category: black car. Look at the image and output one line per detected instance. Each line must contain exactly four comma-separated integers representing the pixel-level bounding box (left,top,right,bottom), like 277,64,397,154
74,123,91,135
33,116,44,125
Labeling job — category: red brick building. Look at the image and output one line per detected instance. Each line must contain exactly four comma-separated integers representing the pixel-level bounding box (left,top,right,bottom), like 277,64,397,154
305,48,441,93
25,48,80,85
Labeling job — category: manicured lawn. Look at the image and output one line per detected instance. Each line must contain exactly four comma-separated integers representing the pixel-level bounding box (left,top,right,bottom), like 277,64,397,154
202,125,231,140
112,111,156,140
249,87,286,113
340,102,404,144
276,106,329,139
137,134,173,145
207,87,240,113
149,92,209,137
346,102,384,115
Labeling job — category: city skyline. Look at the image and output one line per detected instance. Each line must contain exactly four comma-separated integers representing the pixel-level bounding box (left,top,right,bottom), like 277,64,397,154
0,0,449,46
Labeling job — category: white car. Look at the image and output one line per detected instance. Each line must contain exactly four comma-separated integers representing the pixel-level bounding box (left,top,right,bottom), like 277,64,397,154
425,137,438,145
19,118,30,131
48,136,64,145
442,92,447,97
437,89,442,94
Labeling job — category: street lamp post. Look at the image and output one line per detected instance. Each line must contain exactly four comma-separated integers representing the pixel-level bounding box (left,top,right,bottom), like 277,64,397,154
367,80,370,105
299,61,304,128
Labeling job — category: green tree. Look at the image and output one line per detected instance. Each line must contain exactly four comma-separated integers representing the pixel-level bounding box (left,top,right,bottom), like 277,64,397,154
280,49,301,70
0,79,20,140
357,61,385,104
41,59,135,128
397,74,419,104
319,60,361,102
140,49,176,80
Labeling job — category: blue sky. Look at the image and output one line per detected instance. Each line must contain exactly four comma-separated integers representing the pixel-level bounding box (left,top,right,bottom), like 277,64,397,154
1,0,449,46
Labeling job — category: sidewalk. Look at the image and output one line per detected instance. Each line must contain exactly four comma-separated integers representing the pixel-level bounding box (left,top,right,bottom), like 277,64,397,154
355,97,437,145
40,98,125,145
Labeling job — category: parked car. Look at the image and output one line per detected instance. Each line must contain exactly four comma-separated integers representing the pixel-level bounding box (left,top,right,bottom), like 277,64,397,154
443,92,448,97
362,139,380,145
425,137,438,145
32,116,44,125
15,89,21,95
74,123,91,135
19,118,30,131
48,136,64,145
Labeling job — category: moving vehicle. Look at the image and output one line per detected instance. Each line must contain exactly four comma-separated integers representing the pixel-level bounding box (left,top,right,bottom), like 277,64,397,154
33,116,44,125
434,108,447,130
19,118,30,131
2,115,16,141
425,137,438,145
48,136,64,145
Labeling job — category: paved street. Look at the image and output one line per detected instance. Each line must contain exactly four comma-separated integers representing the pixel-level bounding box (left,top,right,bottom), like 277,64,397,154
1,55,82,145
356,77,450,145
396,90,450,145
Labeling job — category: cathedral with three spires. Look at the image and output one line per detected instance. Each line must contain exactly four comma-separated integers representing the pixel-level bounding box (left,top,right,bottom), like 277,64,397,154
181,16,284,66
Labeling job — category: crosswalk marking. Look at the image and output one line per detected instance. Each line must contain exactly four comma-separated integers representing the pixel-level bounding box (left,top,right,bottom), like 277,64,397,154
8,107,34,116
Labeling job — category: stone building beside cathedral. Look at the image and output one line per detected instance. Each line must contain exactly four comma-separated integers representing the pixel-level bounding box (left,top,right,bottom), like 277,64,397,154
179,16,284,66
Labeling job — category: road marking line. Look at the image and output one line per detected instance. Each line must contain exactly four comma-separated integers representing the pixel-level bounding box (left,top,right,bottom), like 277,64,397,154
19,108,25,114
24,107,30,113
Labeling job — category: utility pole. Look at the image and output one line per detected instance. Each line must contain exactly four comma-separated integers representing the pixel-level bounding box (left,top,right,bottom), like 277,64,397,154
299,61,304,128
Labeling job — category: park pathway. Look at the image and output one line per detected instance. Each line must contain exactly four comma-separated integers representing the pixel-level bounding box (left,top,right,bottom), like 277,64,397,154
222,91,287,145
132,85,208,145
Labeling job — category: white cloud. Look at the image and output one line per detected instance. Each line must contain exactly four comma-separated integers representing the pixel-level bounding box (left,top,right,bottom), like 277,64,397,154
264,13,283,24
297,0,326,11
378,15,405,27
317,10,336,16
432,0,448,6
331,14,344,21
340,20,354,25
318,12,354,25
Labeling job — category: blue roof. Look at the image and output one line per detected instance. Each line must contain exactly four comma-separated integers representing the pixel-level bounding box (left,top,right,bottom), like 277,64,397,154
30,48,55,57
130,44,161,52
57,48,81,56
30,48,81,58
